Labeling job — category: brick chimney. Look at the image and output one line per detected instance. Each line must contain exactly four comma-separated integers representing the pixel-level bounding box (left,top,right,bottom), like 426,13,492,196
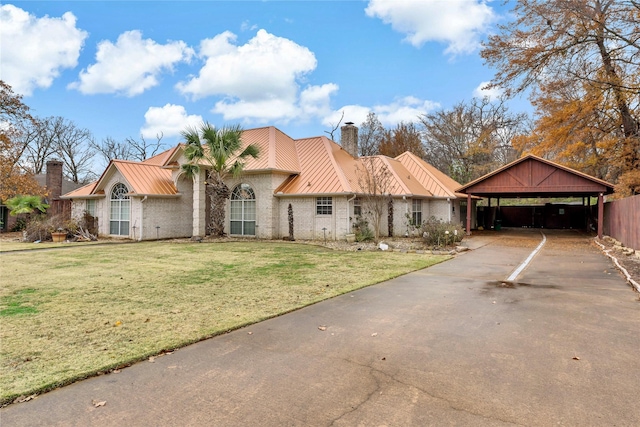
340,122,359,158
46,160,63,200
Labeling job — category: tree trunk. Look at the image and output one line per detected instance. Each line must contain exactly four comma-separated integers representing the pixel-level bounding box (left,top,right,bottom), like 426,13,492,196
288,203,294,241
209,172,230,236
387,198,394,237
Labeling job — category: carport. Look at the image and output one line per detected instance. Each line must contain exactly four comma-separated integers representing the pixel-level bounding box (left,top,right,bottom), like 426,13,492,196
456,155,615,238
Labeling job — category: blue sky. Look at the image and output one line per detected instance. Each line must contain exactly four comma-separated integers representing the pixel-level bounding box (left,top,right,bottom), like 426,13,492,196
1,1,524,154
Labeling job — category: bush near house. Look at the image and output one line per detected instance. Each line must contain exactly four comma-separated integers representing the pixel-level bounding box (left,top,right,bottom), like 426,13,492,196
419,216,464,248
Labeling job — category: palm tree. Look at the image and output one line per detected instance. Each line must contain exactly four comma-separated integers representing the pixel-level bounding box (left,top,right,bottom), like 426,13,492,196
180,123,259,236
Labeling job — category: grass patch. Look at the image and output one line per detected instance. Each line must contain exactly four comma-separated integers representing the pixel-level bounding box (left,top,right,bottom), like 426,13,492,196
0,241,448,404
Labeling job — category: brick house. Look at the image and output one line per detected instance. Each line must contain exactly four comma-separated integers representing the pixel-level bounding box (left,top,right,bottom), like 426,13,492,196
62,124,472,240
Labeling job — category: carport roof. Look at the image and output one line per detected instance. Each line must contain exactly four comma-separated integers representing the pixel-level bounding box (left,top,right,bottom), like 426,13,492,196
456,154,615,198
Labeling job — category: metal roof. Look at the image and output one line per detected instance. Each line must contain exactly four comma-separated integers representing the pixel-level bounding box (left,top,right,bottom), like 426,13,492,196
62,127,466,200
395,151,465,198
456,154,615,197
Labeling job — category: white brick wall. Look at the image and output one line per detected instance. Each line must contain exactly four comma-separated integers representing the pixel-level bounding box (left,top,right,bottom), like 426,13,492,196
70,168,470,242
276,196,351,240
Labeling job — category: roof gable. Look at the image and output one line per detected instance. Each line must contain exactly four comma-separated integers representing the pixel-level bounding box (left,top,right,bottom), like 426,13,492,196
395,151,464,198
457,155,615,197
63,160,177,198
276,136,355,195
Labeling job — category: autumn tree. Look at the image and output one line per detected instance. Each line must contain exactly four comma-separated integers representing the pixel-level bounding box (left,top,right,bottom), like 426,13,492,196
482,0,640,194
358,112,385,156
356,157,394,242
0,81,44,201
511,79,616,180
420,97,527,183
378,121,425,158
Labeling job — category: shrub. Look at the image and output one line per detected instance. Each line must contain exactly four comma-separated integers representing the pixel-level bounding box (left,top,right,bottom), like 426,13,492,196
352,216,374,242
22,214,80,242
419,216,464,248
10,217,27,232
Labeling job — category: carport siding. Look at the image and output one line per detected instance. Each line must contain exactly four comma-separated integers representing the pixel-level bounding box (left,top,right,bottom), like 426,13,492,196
457,155,615,237
604,194,640,250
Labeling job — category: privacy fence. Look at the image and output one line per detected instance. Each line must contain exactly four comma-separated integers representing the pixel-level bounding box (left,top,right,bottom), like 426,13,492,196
604,194,640,250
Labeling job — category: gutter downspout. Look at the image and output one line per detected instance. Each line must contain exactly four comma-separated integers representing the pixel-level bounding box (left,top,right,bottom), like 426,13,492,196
139,196,148,241
347,194,356,236
447,198,452,222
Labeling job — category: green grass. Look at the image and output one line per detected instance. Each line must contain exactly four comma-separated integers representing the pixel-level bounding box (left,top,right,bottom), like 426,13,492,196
0,241,448,405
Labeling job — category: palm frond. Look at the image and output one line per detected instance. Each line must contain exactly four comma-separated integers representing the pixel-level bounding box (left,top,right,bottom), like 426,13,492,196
180,163,201,179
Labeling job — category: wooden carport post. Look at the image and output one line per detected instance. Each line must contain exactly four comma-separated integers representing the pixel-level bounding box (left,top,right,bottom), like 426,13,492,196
466,194,472,236
597,193,604,238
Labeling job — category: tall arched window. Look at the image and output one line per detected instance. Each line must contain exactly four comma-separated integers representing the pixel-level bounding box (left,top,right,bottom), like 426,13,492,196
230,184,256,236
110,183,130,235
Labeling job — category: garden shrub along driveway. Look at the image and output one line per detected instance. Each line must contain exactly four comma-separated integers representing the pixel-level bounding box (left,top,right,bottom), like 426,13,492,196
0,241,448,404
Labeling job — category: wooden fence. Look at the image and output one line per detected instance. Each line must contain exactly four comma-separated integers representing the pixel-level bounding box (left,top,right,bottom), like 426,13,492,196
603,194,640,250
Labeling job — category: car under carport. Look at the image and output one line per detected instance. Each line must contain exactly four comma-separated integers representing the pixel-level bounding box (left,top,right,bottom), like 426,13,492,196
456,154,615,237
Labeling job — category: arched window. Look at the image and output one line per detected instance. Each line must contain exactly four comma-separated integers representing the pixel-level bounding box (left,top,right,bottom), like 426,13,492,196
110,183,130,235
230,184,256,236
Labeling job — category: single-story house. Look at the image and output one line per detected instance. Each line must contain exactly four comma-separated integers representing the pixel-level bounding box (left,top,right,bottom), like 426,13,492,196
62,123,472,240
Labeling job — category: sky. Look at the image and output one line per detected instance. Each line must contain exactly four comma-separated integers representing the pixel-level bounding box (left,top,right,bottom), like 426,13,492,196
1,0,525,158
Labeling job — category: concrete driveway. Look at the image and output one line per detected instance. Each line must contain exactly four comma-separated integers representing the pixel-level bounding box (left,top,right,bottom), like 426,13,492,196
2,230,639,426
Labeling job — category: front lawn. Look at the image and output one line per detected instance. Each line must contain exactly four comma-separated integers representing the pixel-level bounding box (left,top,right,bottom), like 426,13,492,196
0,241,448,405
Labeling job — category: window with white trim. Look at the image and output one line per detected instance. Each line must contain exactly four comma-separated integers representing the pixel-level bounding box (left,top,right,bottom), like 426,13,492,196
230,184,256,236
316,197,332,215
86,199,96,217
412,199,422,226
353,197,362,217
109,183,130,235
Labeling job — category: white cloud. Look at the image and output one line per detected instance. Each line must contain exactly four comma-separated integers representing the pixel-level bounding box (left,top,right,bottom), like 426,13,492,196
0,5,88,96
323,96,439,128
365,0,495,55
473,81,503,101
240,20,257,32
177,29,336,123
140,104,203,138
69,30,194,96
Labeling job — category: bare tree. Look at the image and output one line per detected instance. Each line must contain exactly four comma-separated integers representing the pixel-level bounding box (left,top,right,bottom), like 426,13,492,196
356,157,394,242
53,119,96,183
125,132,165,161
91,136,133,167
420,97,527,183
21,116,60,174
324,111,344,141
358,112,385,156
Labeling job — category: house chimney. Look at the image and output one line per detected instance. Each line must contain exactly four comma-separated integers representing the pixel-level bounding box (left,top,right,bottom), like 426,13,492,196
46,160,63,200
340,122,359,158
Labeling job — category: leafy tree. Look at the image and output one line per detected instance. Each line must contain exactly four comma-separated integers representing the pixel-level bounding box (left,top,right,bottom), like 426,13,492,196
0,81,44,201
378,122,425,158
481,0,640,193
358,112,385,156
512,79,615,180
180,123,259,236
420,97,527,183
5,195,49,216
